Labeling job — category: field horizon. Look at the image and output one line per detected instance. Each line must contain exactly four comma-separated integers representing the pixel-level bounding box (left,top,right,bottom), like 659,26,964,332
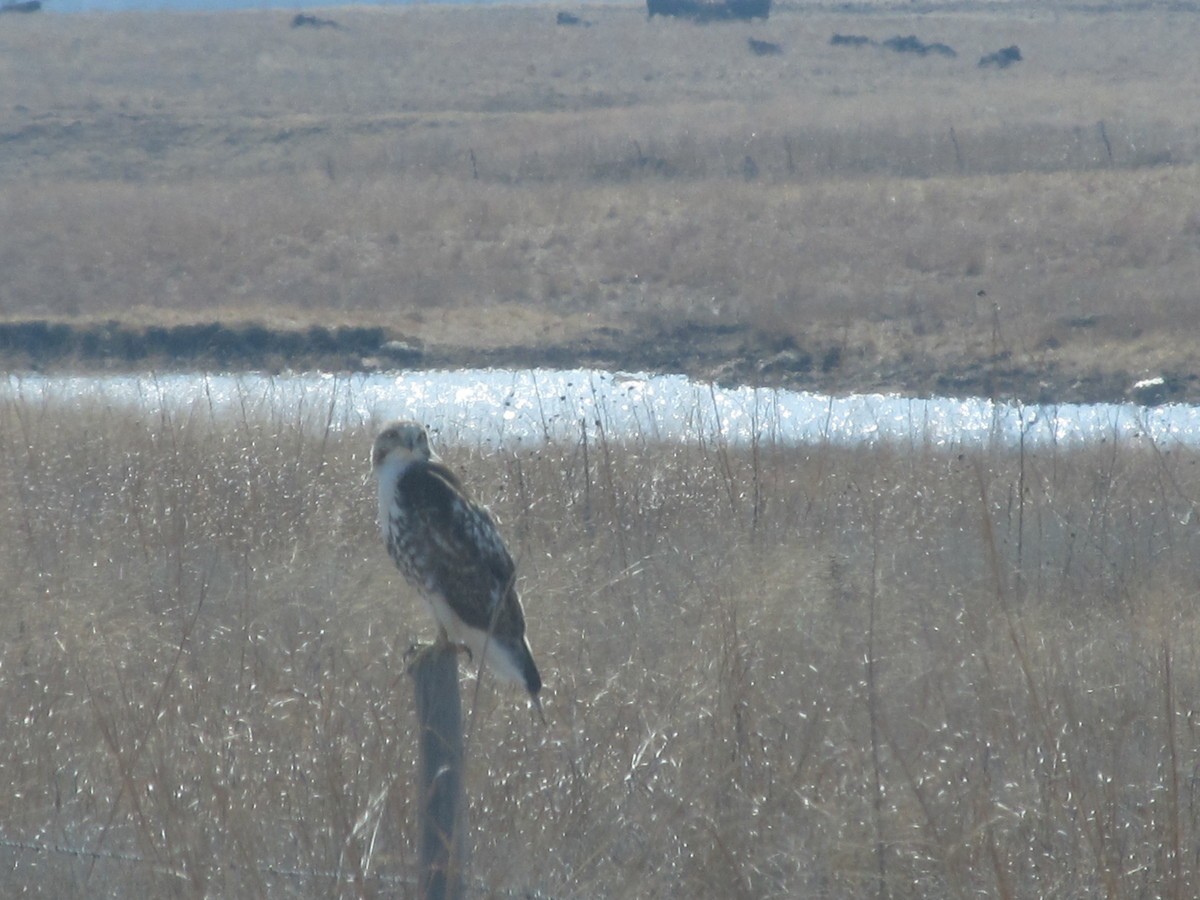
3,2,1200,402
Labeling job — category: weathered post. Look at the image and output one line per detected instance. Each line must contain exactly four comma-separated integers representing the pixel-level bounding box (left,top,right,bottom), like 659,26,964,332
410,644,466,900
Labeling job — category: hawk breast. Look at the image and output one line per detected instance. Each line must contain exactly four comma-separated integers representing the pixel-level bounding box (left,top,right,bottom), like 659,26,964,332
386,460,518,636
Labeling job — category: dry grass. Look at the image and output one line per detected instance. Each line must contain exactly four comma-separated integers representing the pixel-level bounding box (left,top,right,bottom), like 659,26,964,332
4,4,1200,893
3,392,1200,897
2,3,1200,377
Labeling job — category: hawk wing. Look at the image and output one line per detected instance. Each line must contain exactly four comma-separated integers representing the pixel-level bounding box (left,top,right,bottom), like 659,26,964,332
398,460,524,636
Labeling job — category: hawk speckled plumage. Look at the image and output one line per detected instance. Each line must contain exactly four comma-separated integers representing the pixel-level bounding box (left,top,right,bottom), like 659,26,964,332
372,420,542,704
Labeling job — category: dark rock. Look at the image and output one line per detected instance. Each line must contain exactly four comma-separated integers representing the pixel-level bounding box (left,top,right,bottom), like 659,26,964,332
748,38,782,56
291,13,340,28
0,1,42,14
882,35,956,58
979,46,1022,69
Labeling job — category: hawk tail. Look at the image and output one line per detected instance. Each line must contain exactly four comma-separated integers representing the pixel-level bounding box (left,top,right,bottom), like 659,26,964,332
516,638,542,697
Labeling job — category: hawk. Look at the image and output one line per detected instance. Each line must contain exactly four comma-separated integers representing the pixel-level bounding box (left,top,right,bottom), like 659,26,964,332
372,420,542,706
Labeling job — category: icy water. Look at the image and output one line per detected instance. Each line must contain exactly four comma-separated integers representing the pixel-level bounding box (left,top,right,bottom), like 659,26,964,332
48,0,551,14
5,368,1199,450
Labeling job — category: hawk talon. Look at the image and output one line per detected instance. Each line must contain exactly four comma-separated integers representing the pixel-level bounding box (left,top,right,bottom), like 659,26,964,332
403,642,440,674
402,641,424,663
433,628,473,662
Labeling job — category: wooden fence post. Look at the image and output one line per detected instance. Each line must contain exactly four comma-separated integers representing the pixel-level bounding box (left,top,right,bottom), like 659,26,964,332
410,644,466,900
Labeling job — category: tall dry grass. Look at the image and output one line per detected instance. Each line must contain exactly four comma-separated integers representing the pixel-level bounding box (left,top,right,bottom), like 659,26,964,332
2,392,1200,897
2,4,1200,375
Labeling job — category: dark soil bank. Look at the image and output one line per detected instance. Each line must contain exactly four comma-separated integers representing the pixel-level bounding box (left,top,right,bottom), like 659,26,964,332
0,318,1192,407
0,320,409,370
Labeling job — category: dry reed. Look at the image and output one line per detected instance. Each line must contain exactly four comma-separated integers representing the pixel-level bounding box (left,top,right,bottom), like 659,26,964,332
2,391,1199,896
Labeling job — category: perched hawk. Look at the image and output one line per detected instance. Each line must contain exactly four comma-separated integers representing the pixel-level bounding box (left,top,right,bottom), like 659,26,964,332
372,420,542,705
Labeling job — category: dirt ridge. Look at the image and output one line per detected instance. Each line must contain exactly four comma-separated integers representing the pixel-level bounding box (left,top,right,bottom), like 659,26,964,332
1,318,1192,408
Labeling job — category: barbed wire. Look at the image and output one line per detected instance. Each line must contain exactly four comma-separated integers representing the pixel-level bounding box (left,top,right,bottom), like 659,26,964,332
0,832,556,898
0,833,411,886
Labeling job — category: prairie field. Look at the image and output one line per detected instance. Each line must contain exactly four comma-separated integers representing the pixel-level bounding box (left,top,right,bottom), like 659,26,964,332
2,2,1200,398
3,393,1200,897
4,3,1200,897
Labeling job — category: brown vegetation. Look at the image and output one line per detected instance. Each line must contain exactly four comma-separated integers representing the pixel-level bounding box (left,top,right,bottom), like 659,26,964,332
4,6,1200,894
1,4,1199,399
3,393,1200,896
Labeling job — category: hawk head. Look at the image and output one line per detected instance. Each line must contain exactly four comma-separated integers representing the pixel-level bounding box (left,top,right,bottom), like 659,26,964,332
372,420,436,472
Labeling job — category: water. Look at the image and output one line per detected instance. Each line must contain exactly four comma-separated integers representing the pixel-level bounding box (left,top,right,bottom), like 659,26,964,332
5,368,1199,451
47,0,554,14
